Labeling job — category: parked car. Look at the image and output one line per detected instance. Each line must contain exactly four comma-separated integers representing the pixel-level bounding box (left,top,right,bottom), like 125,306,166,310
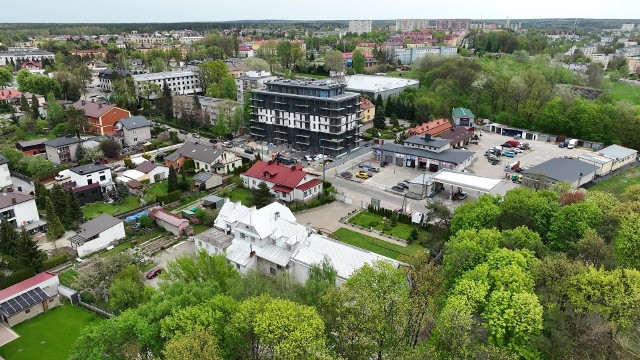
502,151,516,157
223,141,234,148
380,161,389,167
191,133,201,138
363,143,371,147
355,171,369,179
513,148,523,153
362,165,380,172
391,185,405,192
490,159,500,165
398,181,410,189
340,172,352,179
452,187,467,200
501,143,513,148
179,129,188,135
558,141,569,148
112,165,127,172
55,169,71,181
567,139,578,149
304,155,314,161
488,154,499,161
504,140,520,147
244,148,254,154
146,267,163,279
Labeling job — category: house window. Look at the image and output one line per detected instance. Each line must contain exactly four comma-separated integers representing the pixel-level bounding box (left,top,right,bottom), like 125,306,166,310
49,298,54,303
236,263,240,270
270,267,276,275
87,179,93,185
25,308,30,314
100,175,106,181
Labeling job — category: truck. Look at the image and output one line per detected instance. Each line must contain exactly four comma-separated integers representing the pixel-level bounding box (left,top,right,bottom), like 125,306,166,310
567,139,578,149
504,140,520,147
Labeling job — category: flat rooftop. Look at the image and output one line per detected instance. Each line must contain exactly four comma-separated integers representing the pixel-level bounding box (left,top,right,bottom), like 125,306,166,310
132,71,197,81
432,168,502,193
345,74,419,92
266,78,345,90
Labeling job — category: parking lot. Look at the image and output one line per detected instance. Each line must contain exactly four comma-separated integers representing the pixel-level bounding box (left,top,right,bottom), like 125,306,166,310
465,131,593,179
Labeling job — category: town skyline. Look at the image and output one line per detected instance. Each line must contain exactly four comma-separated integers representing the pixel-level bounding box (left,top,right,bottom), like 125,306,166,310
1,0,639,23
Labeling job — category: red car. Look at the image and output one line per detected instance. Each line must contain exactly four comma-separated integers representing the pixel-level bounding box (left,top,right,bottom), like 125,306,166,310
146,267,163,279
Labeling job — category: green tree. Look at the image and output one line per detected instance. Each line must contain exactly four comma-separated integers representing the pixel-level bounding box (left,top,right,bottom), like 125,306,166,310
115,181,129,204
16,227,45,272
74,144,85,162
83,147,104,163
197,60,229,95
614,213,640,269
34,181,50,209
0,218,19,257
242,57,270,72
373,106,386,129
323,50,345,72
167,166,178,193
22,155,54,180
352,50,365,74
45,92,65,126
65,106,89,140
109,265,147,312
164,252,239,292
251,181,273,209
450,194,501,234
73,252,136,303
219,76,236,100
161,81,173,120
99,138,121,158
443,228,502,282
547,201,602,251
65,190,83,230
0,67,12,88
30,94,40,118
20,94,30,113
163,327,222,360
45,197,65,241
111,77,138,114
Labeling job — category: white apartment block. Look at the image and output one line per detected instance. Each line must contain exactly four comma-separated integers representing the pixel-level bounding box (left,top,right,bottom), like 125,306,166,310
349,20,372,35
0,50,54,66
393,46,458,64
132,71,201,96
622,23,636,32
396,19,430,32
235,71,276,104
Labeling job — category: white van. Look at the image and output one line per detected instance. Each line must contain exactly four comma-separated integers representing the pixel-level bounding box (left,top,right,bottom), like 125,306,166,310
55,169,71,182
567,139,578,149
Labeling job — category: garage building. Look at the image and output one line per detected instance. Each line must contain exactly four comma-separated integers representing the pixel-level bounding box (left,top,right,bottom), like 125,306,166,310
521,157,599,188
0,272,60,327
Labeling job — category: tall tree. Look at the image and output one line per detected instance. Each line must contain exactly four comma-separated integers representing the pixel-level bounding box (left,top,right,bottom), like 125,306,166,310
50,183,69,217
220,76,236,100
20,94,30,113
197,60,229,95
46,92,65,126
242,57,270,72
0,218,19,257
373,106,386,129
34,181,50,209
16,227,45,272
116,182,129,204
323,50,345,72
162,81,174,120
251,182,273,209
65,190,84,230
167,166,178,193
0,67,12,88
163,327,222,360
30,94,40,119
352,50,366,74
109,265,147,312
99,138,121,158
45,197,65,242
65,106,89,140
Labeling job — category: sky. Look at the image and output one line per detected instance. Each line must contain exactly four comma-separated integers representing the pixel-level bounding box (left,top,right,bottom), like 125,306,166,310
1,0,639,23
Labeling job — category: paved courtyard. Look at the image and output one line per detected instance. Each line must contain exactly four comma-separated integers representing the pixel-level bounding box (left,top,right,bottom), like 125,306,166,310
145,239,197,288
0,324,19,348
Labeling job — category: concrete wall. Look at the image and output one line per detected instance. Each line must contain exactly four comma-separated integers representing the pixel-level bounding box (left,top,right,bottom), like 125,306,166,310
611,154,638,171
5,295,60,328
0,164,11,188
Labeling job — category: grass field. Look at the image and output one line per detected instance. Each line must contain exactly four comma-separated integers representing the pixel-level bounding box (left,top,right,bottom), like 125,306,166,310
220,186,252,206
82,195,141,219
0,304,102,360
57,269,78,288
348,211,415,240
146,181,168,197
332,227,421,260
590,166,640,197
604,80,640,105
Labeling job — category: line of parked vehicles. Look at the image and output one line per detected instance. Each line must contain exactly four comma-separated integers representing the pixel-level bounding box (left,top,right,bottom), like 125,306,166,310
485,140,529,165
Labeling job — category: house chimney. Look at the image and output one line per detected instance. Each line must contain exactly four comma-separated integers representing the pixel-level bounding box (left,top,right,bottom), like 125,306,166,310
249,244,256,258
99,103,102,109
274,211,280,220
91,98,95,103
424,134,431,141
11,197,16,204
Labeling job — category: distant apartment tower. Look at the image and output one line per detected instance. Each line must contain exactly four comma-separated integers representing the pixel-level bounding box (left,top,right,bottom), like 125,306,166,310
621,23,636,32
435,19,471,31
250,79,362,157
396,19,430,32
349,20,372,35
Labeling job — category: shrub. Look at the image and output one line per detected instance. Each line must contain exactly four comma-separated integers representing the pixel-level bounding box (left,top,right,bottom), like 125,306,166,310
41,253,69,270
124,157,133,168
1,268,36,288
141,153,152,160
158,190,181,204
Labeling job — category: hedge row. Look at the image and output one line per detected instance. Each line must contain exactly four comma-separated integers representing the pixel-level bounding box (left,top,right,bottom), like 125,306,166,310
159,190,182,204
0,268,36,288
42,253,69,271
367,205,413,225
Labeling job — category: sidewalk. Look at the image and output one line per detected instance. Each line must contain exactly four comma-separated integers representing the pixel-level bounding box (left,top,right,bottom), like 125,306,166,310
36,230,76,251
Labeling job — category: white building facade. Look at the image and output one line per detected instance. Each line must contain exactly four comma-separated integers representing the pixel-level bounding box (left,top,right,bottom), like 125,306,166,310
132,71,201,96
393,46,458,64
349,20,372,35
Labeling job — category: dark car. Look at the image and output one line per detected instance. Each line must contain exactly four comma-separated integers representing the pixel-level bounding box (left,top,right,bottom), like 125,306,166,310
380,161,389,167
244,148,255,154
179,129,188,134
209,138,217,144
146,267,163,279
391,185,405,192
363,142,371,147
398,181,410,189
340,172,352,179
501,143,513,148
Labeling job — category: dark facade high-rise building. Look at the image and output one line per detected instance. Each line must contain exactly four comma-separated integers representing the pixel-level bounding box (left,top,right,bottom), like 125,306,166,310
250,79,363,157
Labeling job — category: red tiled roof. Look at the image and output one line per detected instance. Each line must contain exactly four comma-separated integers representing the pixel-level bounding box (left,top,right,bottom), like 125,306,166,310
360,97,374,110
0,89,22,101
272,184,293,193
151,208,188,227
243,161,308,189
438,126,474,144
0,272,57,302
127,180,143,189
297,179,323,191
405,119,452,137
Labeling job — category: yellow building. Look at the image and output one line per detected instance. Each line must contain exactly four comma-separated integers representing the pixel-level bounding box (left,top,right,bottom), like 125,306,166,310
360,97,375,124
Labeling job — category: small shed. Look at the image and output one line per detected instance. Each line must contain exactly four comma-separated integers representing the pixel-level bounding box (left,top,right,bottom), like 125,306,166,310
0,272,60,327
202,194,225,209
127,179,144,196
151,208,191,236
193,171,222,191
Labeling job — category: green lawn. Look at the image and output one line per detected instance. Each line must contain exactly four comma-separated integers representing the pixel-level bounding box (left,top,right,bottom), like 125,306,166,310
348,211,416,240
146,181,168,197
604,80,640,105
82,195,141,219
57,269,78,288
220,186,252,206
332,228,422,260
0,303,102,360
590,166,640,197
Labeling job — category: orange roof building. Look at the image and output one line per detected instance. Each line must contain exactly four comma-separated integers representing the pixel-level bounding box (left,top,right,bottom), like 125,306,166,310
405,119,452,137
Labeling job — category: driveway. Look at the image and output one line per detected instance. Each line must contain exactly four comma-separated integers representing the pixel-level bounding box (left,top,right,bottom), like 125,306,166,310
0,324,19,348
145,239,197,288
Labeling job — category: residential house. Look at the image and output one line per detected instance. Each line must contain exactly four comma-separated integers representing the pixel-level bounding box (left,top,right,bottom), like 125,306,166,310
20,61,45,75
202,194,224,209
134,161,169,184
373,134,475,172
343,52,377,68
522,158,599,188
438,127,474,148
73,100,131,136
44,136,81,164
114,116,152,147
452,107,475,127
150,208,190,236
193,171,223,190
70,183,103,205
360,97,375,124
0,191,46,232
241,161,323,203
0,89,22,104
173,96,239,125
405,119,452,137
67,164,114,204
195,200,397,284
0,272,60,327
596,144,638,172
71,49,108,58
0,155,11,189
69,214,126,257
226,61,245,78
348,20,372,35
237,45,255,58
164,142,242,175
15,138,47,156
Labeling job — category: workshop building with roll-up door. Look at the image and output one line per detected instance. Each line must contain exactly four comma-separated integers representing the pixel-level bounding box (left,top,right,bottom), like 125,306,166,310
372,134,476,172
0,272,60,327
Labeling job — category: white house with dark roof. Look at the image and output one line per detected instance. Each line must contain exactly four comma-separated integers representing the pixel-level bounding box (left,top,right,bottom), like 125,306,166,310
596,144,638,172
69,164,113,190
69,214,125,257
197,200,398,284
133,161,169,184
114,116,152,146
44,136,81,164
0,191,46,232
164,142,242,175
0,154,11,189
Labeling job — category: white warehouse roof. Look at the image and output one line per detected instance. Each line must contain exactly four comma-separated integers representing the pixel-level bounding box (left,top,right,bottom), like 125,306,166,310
345,74,419,92
432,169,502,193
